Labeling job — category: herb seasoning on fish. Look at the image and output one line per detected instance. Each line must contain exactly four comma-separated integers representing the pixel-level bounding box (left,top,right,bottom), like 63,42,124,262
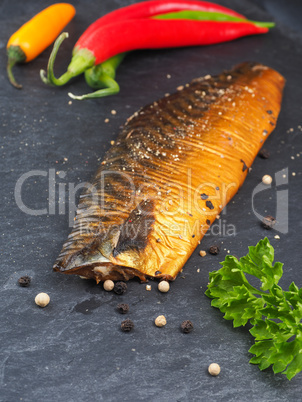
53,62,285,283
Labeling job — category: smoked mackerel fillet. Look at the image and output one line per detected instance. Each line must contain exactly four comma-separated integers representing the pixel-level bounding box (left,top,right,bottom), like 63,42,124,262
54,62,285,283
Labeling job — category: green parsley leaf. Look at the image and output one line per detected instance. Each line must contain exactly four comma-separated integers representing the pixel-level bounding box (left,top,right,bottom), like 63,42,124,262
206,237,302,380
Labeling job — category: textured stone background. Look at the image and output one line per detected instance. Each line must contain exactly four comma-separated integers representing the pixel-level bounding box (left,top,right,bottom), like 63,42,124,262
1,1,302,401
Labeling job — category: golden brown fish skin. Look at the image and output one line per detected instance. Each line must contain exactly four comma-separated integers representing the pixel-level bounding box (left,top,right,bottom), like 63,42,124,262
53,62,285,283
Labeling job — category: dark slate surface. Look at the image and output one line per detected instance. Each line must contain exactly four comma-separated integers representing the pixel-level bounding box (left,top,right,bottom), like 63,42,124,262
1,1,302,401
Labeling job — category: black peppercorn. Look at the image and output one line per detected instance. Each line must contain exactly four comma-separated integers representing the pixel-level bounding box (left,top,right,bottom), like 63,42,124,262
206,200,214,210
117,303,129,314
121,319,134,332
18,276,31,287
240,159,248,172
209,245,220,255
181,320,193,333
114,281,127,295
262,215,276,230
258,148,270,159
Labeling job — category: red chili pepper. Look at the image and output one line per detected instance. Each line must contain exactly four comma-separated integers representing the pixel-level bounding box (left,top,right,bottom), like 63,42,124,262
82,19,269,64
41,19,269,87
80,0,246,42
69,9,274,101
41,0,249,87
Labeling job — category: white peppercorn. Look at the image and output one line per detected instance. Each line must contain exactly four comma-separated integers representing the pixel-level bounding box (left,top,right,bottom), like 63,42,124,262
262,174,272,185
208,363,221,376
158,280,170,293
35,293,50,307
103,280,114,291
155,315,167,327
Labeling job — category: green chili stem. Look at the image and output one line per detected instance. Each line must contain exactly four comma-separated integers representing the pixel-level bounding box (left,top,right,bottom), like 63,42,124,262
85,53,126,89
40,32,95,86
154,10,275,28
7,59,22,89
68,74,120,100
6,45,26,89
68,53,126,100
101,53,126,77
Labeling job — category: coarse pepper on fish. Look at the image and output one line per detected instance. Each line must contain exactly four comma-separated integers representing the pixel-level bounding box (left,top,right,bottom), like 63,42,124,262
53,62,285,283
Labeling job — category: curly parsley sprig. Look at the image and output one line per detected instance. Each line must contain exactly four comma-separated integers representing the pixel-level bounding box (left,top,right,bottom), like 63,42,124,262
205,238,302,380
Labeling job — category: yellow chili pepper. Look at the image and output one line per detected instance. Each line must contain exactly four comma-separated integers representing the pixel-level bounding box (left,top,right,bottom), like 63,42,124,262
7,3,76,89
